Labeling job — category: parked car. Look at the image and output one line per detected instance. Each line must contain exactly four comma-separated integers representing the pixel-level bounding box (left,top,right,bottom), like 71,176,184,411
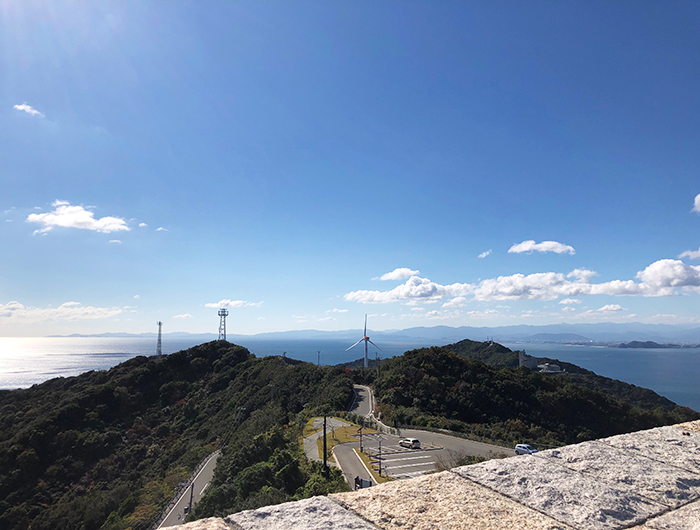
399,438,421,449
515,443,538,455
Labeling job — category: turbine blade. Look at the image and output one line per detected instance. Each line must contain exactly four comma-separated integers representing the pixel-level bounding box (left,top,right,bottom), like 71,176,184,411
346,339,364,351
368,340,382,351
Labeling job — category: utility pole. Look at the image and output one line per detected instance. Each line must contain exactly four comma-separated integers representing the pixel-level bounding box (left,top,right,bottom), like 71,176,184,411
156,321,162,357
358,422,363,452
378,436,382,477
186,482,194,515
322,416,329,478
318,350,321,366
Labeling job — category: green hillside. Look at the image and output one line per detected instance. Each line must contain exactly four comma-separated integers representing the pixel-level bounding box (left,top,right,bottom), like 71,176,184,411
445,338,684,412
373,345,699,447
0,341,352,530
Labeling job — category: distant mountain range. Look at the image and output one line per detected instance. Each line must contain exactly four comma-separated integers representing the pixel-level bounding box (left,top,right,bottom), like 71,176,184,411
51,322,700,345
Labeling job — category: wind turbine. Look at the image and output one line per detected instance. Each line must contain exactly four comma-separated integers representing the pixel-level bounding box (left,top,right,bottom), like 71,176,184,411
346,314,381,368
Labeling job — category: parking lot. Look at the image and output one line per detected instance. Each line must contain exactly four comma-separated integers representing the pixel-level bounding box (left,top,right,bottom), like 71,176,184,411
362,434,445,479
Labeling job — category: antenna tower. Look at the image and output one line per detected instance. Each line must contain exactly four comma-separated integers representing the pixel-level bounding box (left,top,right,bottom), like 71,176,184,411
156,321,162,357
218,308,229,341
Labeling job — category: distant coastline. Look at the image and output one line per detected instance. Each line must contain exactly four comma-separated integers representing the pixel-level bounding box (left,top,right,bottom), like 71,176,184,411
45,321,700,346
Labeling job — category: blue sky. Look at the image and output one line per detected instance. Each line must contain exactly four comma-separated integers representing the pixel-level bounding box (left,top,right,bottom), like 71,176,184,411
2,1,700,336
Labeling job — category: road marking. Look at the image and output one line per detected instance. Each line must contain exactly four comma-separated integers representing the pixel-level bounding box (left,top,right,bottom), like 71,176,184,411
382,455,432,463
200,483,209,496
386,462,436,470
352,448,376,486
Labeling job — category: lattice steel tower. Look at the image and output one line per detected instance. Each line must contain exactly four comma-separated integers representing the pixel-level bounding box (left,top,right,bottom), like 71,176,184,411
156,321,163,357
218,308,229,341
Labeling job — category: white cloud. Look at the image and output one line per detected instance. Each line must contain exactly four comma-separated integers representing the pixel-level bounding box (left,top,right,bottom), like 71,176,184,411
425,309,462,320
562,306,576,312
442,296,467,308
679,247,700,260
465,309,500,318
374,268,420,281
410,307,424,311
634,259,700,296
567,269,597,282
345,275,472,304
134,295,140,299
597,304,625,312
173,313,192,319
14,103,44,117
257,316,266,321
508,240,575,255
318,317,335,321
692,193,700,213
327,308,348,313
139,222,148,227
26,200,129,234
345,258,700,307
109,240,122,244
0,300,122,322
156,227,167,231
205,299,263,308
559,298,582,305
478,250,492,258
645,314,700,325
474,272,580,301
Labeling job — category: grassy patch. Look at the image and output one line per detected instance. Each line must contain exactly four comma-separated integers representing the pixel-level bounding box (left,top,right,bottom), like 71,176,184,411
302,417,323,438
310,419,381,463
354,449,394,484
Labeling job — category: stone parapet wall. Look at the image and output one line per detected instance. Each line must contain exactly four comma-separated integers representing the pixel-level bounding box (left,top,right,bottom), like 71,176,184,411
165,420,700,530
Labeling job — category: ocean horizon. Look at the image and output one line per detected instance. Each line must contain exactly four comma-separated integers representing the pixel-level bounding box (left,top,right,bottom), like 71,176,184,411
1,337,698,412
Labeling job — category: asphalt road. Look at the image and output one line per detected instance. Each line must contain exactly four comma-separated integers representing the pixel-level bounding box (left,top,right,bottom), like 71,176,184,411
333,385,511,482
333,442,376,486
158,451,220,528
348,385,373,417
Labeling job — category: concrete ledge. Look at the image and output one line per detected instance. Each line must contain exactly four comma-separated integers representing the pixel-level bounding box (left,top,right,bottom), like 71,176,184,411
332,470,573,530
677,419,700,434
631,498,700,529
162,517,232,530
537,440,700,508
602,425,700,476
225,496,378,530
454,453,667,530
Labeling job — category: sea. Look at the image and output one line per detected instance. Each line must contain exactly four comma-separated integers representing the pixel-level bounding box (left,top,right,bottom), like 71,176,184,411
0,337,698,413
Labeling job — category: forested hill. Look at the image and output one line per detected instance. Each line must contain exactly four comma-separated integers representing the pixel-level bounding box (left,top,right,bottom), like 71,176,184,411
443,339,520,368
444,338,685,412
0,341,352,530
372,345,699,447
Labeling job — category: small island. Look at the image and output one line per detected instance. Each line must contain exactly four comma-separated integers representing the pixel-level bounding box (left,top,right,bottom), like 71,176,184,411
617,341,686,349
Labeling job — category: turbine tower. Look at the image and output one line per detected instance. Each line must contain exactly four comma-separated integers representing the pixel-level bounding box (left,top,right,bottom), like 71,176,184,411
218,308,229,341
346,314,381,368
156,321,162,357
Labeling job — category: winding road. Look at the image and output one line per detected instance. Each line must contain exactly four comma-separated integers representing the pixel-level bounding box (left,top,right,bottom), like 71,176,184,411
333,384,509,483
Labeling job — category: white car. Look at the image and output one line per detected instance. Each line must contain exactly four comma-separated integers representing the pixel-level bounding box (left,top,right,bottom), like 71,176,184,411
515,443,538,455
399,438,421,449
